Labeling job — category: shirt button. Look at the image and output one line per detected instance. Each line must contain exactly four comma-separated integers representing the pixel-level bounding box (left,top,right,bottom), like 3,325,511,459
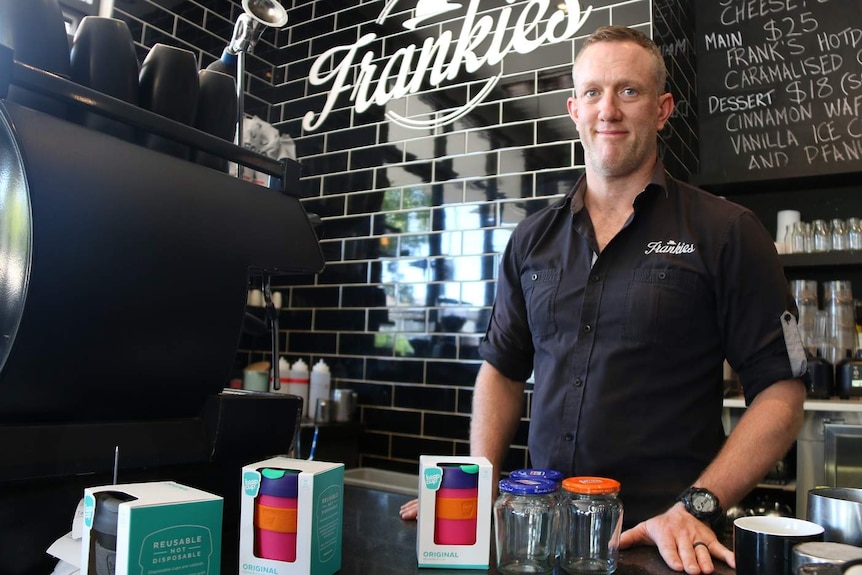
583,324,592,333
658,272,667,280
591,275,601,282
574,378,582,387
563,433,574,442
531,273,538,281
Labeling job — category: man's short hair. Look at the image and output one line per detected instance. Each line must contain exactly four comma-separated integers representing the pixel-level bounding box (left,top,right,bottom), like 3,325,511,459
573,25,668,93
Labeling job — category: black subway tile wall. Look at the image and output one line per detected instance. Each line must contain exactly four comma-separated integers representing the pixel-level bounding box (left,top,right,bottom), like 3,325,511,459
127,0,696,476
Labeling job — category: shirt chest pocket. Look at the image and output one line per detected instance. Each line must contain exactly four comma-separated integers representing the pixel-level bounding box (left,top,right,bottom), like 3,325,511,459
522,269,561,338
623,268,707,346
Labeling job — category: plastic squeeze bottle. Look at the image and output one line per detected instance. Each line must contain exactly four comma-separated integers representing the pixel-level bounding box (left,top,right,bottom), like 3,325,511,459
308,360,331,420
287,359,309,415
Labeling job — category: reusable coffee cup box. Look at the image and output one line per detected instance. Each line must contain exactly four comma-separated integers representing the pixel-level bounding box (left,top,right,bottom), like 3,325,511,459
416,455,492,569
239,457,344,575
80,481,223,575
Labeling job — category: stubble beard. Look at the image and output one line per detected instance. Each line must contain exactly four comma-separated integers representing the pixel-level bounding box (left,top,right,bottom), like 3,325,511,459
584,136,655,180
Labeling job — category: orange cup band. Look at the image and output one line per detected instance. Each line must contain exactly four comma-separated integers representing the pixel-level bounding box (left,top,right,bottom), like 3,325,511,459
254,503,298,533
435,496,478,520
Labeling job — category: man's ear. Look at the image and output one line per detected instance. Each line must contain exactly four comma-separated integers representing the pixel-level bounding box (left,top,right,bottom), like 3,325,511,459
566,96,578,127
657,92,674,131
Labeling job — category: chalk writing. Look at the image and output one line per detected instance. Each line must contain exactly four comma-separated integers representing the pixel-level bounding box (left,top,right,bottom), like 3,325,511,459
697,0,862,182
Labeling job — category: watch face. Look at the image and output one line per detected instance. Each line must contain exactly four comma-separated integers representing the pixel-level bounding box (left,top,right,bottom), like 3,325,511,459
691,491,717,513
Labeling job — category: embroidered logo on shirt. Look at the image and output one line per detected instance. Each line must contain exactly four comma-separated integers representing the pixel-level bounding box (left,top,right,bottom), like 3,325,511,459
644,240,696,255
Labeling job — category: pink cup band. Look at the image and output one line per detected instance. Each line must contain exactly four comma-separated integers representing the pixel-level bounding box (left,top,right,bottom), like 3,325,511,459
255,529,296,562
257,494,298,509
436,487,478,499
434,517,477,545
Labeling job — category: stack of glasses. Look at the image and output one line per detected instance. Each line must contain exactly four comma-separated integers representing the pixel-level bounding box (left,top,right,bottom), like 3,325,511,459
792,280,862,398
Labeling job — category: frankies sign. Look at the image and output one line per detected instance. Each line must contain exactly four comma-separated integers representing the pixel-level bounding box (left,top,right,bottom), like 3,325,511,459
301,0,593,132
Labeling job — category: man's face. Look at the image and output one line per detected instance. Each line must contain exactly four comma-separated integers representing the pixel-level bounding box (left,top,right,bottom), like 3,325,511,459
566,41,674,179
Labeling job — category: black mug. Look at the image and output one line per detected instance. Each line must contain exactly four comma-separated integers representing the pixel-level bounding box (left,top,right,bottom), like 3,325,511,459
194,69,237,172
138,44,199,160
0,0,71,117
70,16,140,141
734,516,824,575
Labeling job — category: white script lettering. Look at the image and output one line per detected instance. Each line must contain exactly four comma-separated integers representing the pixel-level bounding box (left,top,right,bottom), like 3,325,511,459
301,0,593,132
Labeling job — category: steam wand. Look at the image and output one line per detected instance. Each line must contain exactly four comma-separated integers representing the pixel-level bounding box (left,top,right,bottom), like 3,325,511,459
263,274,280,390
210,0,288,179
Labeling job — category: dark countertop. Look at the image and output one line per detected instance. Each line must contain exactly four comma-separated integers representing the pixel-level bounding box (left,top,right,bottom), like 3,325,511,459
341,485,736,575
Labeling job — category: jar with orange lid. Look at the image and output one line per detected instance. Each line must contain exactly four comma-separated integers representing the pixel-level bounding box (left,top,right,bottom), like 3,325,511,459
560,476,624,574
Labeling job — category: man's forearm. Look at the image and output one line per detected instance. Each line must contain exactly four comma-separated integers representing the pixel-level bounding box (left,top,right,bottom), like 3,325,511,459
469,361,526,480
692,378,806,509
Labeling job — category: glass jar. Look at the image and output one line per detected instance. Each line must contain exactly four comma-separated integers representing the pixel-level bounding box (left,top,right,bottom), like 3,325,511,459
848,217,862,250
788,221,806,254
832,219,849,251
813,219,831,252
494,477,560,575
802,221,814,253
560,476,623,575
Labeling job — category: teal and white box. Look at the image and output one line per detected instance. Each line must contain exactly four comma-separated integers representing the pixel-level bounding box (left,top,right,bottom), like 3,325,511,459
239,457,344,575
416,455,492,569
81,481,223,575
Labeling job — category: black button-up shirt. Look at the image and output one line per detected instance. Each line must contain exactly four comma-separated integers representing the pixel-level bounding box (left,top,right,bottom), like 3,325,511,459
479,162,806,526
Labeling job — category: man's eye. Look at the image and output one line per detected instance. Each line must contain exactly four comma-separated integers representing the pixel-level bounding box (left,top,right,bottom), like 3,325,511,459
622,88,638,97
584,89,598,98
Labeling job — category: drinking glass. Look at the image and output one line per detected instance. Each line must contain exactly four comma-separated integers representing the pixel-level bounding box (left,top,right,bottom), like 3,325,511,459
831,219,849,251
824,280,855,364
791,280,818,353
802,222,814,253
813,220,831,252
848,218,862,250
788,222,805,254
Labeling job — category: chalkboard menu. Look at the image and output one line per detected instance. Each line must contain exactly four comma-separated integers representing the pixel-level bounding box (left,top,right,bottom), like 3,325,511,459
696,0,862,185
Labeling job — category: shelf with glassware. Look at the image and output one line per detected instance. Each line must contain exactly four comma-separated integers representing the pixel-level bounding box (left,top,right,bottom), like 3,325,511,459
780,251,862,269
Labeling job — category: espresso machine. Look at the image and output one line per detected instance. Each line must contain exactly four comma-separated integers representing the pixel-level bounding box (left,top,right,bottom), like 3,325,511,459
0,0,322,572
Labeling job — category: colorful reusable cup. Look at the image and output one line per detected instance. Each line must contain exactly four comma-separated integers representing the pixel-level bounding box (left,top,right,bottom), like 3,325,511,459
254,468,299,562
434,463,480,545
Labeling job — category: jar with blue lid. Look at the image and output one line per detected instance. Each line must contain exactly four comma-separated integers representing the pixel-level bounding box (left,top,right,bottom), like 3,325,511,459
493,477,560,575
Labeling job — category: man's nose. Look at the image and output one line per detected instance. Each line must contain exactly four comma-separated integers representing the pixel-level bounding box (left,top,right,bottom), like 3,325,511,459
597,94,622,121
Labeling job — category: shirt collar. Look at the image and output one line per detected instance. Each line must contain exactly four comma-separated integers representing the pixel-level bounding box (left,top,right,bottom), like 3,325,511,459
566,159,670,216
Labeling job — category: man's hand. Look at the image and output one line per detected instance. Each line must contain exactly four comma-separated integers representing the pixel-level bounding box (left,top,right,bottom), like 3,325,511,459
619,503,734,574
399,498,419,520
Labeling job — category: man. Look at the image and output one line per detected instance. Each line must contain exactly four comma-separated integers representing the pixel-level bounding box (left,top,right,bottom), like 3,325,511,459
402,26,806,575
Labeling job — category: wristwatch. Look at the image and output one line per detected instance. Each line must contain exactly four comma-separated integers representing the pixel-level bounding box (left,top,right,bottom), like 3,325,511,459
677,487,724,527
